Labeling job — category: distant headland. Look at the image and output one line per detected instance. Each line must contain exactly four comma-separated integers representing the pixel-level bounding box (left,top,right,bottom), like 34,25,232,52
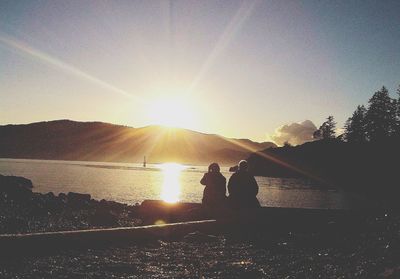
0,120,275,165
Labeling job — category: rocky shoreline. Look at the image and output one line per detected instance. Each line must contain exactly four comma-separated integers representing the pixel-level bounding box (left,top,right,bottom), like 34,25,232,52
1,174,399,278
0,175,141,234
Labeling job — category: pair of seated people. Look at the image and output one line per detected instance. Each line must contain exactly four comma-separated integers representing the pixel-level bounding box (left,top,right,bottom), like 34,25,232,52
200,160,260,211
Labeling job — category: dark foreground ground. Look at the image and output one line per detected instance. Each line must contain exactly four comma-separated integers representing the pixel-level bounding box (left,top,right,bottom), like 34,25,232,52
1,214,399,279
1,175,399,278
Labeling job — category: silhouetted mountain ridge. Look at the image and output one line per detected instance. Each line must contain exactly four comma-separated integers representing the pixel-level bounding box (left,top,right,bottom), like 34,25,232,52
0,120,275,165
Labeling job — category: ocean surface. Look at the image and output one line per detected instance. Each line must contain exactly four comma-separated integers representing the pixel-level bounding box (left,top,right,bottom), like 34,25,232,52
0,158,366,209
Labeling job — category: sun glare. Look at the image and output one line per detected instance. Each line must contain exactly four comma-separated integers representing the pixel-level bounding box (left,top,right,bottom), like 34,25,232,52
147,96,198,129
160,163,185,203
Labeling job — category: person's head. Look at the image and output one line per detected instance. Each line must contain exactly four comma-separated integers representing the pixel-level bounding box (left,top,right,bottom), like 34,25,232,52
238,160,248,171
208,162,220,173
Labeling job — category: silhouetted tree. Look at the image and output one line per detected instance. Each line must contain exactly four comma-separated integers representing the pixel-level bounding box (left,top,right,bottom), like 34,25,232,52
365,86,397,141
336,133,345,142
313,116,336,140
283,140,292,147
395,85,400,136
313,129,321,140
344,105,367,143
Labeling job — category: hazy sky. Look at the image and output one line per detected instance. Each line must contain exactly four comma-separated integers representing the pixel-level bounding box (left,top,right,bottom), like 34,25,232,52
1,0,400,142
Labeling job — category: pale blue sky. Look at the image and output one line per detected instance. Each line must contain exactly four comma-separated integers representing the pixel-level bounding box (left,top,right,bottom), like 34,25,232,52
1,0,399,141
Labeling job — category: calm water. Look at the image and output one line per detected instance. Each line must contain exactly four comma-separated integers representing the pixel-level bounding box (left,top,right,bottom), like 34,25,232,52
0,158,364,209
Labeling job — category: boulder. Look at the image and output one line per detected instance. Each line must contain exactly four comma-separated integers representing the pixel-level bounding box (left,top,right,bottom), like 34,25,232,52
0,175,33,201
41,192,64,213
67,192,91,207
0,175,33,189
58,193,68,203
99,199,125,212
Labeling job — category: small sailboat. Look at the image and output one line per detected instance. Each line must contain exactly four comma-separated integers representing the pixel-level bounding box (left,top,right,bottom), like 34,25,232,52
143,156,146,168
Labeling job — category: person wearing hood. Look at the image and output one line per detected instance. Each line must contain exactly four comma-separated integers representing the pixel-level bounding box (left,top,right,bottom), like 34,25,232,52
227,160,260,210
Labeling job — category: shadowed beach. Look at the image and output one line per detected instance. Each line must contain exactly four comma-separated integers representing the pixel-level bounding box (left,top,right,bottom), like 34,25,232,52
1,175,399,278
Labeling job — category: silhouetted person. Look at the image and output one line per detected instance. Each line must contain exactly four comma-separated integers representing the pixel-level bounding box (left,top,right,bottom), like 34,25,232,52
228,160,260,210
200,163,226,210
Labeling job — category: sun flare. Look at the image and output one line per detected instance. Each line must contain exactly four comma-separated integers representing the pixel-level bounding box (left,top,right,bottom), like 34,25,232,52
147,96,198,129
159,163,186,203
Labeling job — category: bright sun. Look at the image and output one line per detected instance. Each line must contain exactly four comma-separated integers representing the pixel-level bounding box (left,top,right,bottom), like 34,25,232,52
147,96,198,129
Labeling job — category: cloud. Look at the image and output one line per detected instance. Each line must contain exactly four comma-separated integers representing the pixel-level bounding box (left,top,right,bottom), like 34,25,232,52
267,120,317,146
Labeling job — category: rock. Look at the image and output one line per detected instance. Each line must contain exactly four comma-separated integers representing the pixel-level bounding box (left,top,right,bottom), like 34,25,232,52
67,192,91,207
0,175,33,190
42,192,64,213
42,191,56,201
99,199,125,212
127,206,140,218
58,193,68,203
0,175,33,201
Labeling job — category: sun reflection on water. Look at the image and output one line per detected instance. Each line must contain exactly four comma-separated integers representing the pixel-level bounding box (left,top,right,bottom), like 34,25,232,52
159,163,185,203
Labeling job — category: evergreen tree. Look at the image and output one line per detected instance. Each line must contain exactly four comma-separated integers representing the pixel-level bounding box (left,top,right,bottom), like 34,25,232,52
312,129,321,140
344,105,367,143
365,86,397,141
314,116,336,140
395,85,400,136
283,140,292,147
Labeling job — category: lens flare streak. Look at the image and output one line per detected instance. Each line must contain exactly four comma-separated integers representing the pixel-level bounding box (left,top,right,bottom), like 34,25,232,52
0,34,144,103
188,0,259,93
